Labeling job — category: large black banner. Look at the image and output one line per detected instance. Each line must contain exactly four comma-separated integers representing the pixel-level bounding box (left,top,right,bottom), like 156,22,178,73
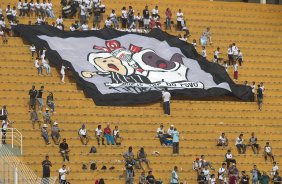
15,25,251,106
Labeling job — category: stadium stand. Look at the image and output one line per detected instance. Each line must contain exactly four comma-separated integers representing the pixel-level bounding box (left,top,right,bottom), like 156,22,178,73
0,0,282,184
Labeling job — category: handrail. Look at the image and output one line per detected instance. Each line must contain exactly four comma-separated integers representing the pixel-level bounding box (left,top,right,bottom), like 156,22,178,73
0,128,23,154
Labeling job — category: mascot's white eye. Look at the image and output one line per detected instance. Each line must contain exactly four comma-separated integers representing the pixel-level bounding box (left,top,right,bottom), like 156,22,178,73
103,60,107,63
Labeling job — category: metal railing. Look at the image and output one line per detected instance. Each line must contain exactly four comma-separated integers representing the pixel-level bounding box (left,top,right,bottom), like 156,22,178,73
0,128,23,155
0,129,57,184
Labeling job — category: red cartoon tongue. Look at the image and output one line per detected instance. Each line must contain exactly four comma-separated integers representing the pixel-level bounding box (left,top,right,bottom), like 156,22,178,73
108,64,119,71
158,63,167,69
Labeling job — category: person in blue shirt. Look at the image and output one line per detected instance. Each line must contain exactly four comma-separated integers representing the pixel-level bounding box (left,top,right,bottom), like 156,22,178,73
170,166,179,184
172,128,179,154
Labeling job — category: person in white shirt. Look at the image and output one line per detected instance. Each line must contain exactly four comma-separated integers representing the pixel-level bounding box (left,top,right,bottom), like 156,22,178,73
176,9,183,31
232,43,239,61
217,132,228,147
56,24,63,30
209,174,216,184
12,6,17,21
109,9,118,29
81,23,88,31
59,164,70,183
40,0,47,18
80,2,86,24
36,15,44,25
22,0,29,17
213,47,222,64
237,49,243,66
218,163,227,183
35,0,41,16
225,149,236,168
104,17,112,28
162,89,171,115
113,125,121,145
29,0,35,16
78,123,89,145
42,57,51,75
167,125,174,137
264,142,275,163
30,44,36,59
70,24,76,31
95,125,104,145
151,5,158,18
6,5,13,22
227,44,233,65
170,166,179,184
46,0,55,18
235,133,246,154
192,39,197,50
251,81,255,102
223,61,228,73
18,0,23,16
202,165,210,181
61,64,68,83
34,57,42,75
202,46,207,60
271,161,279,176
233,61,238,82
156,123,164,138
56,16,63,25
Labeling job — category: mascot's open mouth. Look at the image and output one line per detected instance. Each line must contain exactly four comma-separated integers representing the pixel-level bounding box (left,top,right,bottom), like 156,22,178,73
108,64,119,71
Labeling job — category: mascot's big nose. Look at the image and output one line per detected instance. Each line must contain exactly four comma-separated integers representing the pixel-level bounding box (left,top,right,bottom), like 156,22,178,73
142,52,184,70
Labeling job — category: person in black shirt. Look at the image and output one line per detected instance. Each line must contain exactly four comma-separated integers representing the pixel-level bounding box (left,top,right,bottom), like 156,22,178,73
272,172,282,184
142,5,150,30
93,5,101,29
42,155,52,183
197,172,206,184
257,85,263,111
240,171,250,184
29,85,37,110
146,170,155,184
127,6,134,28
59,138,70,162
125,157,135,184
36,85,44,112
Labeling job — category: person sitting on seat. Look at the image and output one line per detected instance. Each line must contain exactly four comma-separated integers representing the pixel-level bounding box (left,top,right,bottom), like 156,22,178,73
264,142,275,163
103,123,115,145
43,108,52,124
95,124,105,145
51,121,61,145
41,124,50,145
217,132,228,147
235,133,246,154
137,147,151,170
78,123,89,145
113,125,122,145
249,132,259,154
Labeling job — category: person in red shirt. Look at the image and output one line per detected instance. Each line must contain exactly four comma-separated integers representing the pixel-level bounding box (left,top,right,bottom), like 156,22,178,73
104,123,115,145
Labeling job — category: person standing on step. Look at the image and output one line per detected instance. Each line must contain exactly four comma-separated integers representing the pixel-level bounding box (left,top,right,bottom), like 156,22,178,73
233,61,238,82
30,44,36,59
36,85,44,112
257,84,263,111
170,166,179,184
251,82,256,102
162,88,171,115
59,164,70,184
29,85,37,111
42,155,52,183
60,64,69,83
172,128,179,155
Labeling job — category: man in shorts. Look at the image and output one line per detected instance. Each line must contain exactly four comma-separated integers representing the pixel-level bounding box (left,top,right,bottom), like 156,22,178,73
29,85,37,111
36,86,44,112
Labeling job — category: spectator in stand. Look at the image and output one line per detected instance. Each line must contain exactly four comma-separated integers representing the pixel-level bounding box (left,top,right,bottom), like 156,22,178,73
271,162,279,177
125,156,135,184
192,39,197,49
35,0,40,16
237,50,243,66
12,6,17,21
257,84,263,111
80,2,86,24
225,150,236,168
40,0,47,18
209,174,216,184
109,9,118,29
240,171,250,184
193,158,201,174
223,61,228,72
81,22,89,31
41,124,50,145
34,57,42,76
202,165,210,181
46,92,55,113
113,125,121,145
170,166,179,184
36,85,44,112
78,123,89,145
60,64,68,83
56,15,64,29
146,170,155,184
29,85,37,111
200,155,214,170
260,82,265,94
217,132,228,147
167,124,174,138
213,47,223,64
59,164,70,184
249,132,259,154
42,155,52,183
272,172,282,184
233,61,238,82
176,9,183,31
250,165,261,184
264,142,275,162
22,0,29,17
95,124,104,145
43,108,52,124
104,123,115,145
139,171,146,184
127,6,134,28
46,0,55,18
203,27,212,45
6,5,13,22
104,17,112,28
143,5,150,30
137,147,151,170
29,0,35,17
18,0,23,17
70,24,76,31
227,44,233,65
36,15,44,25
228,164,239,180
30,44,36,59
251,81,256,102
59,138,70,162
30,106,40,129
134,12,142,29
51,121,60,145
197,171,206,184
121,7,127,29
56,23,63,30
232,43,239,62
165,8,172,30
123,146,135,162
156,123,165,143
218,163,227,184
162,88,171,115
235,133,246,154
202,46,207,60
151,5,158,18
172,128,179,154
260,171,270,184
1,116,11,144
93,5,101,29
42,57,51,75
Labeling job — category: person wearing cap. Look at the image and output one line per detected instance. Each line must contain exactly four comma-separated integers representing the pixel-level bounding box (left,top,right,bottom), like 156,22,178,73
42,155,52,182
167,125,174,138
41,124,50,145
78,123,89,145
172,128,179,154
103,123,115,145
43,108,52,124
235,133,246,154
193,158,201,174
59,164,70,184
95,124,105,145
51,121,61,145
225,150,236,168
59,138,70,162
162,88,171,115
217,132,228,148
